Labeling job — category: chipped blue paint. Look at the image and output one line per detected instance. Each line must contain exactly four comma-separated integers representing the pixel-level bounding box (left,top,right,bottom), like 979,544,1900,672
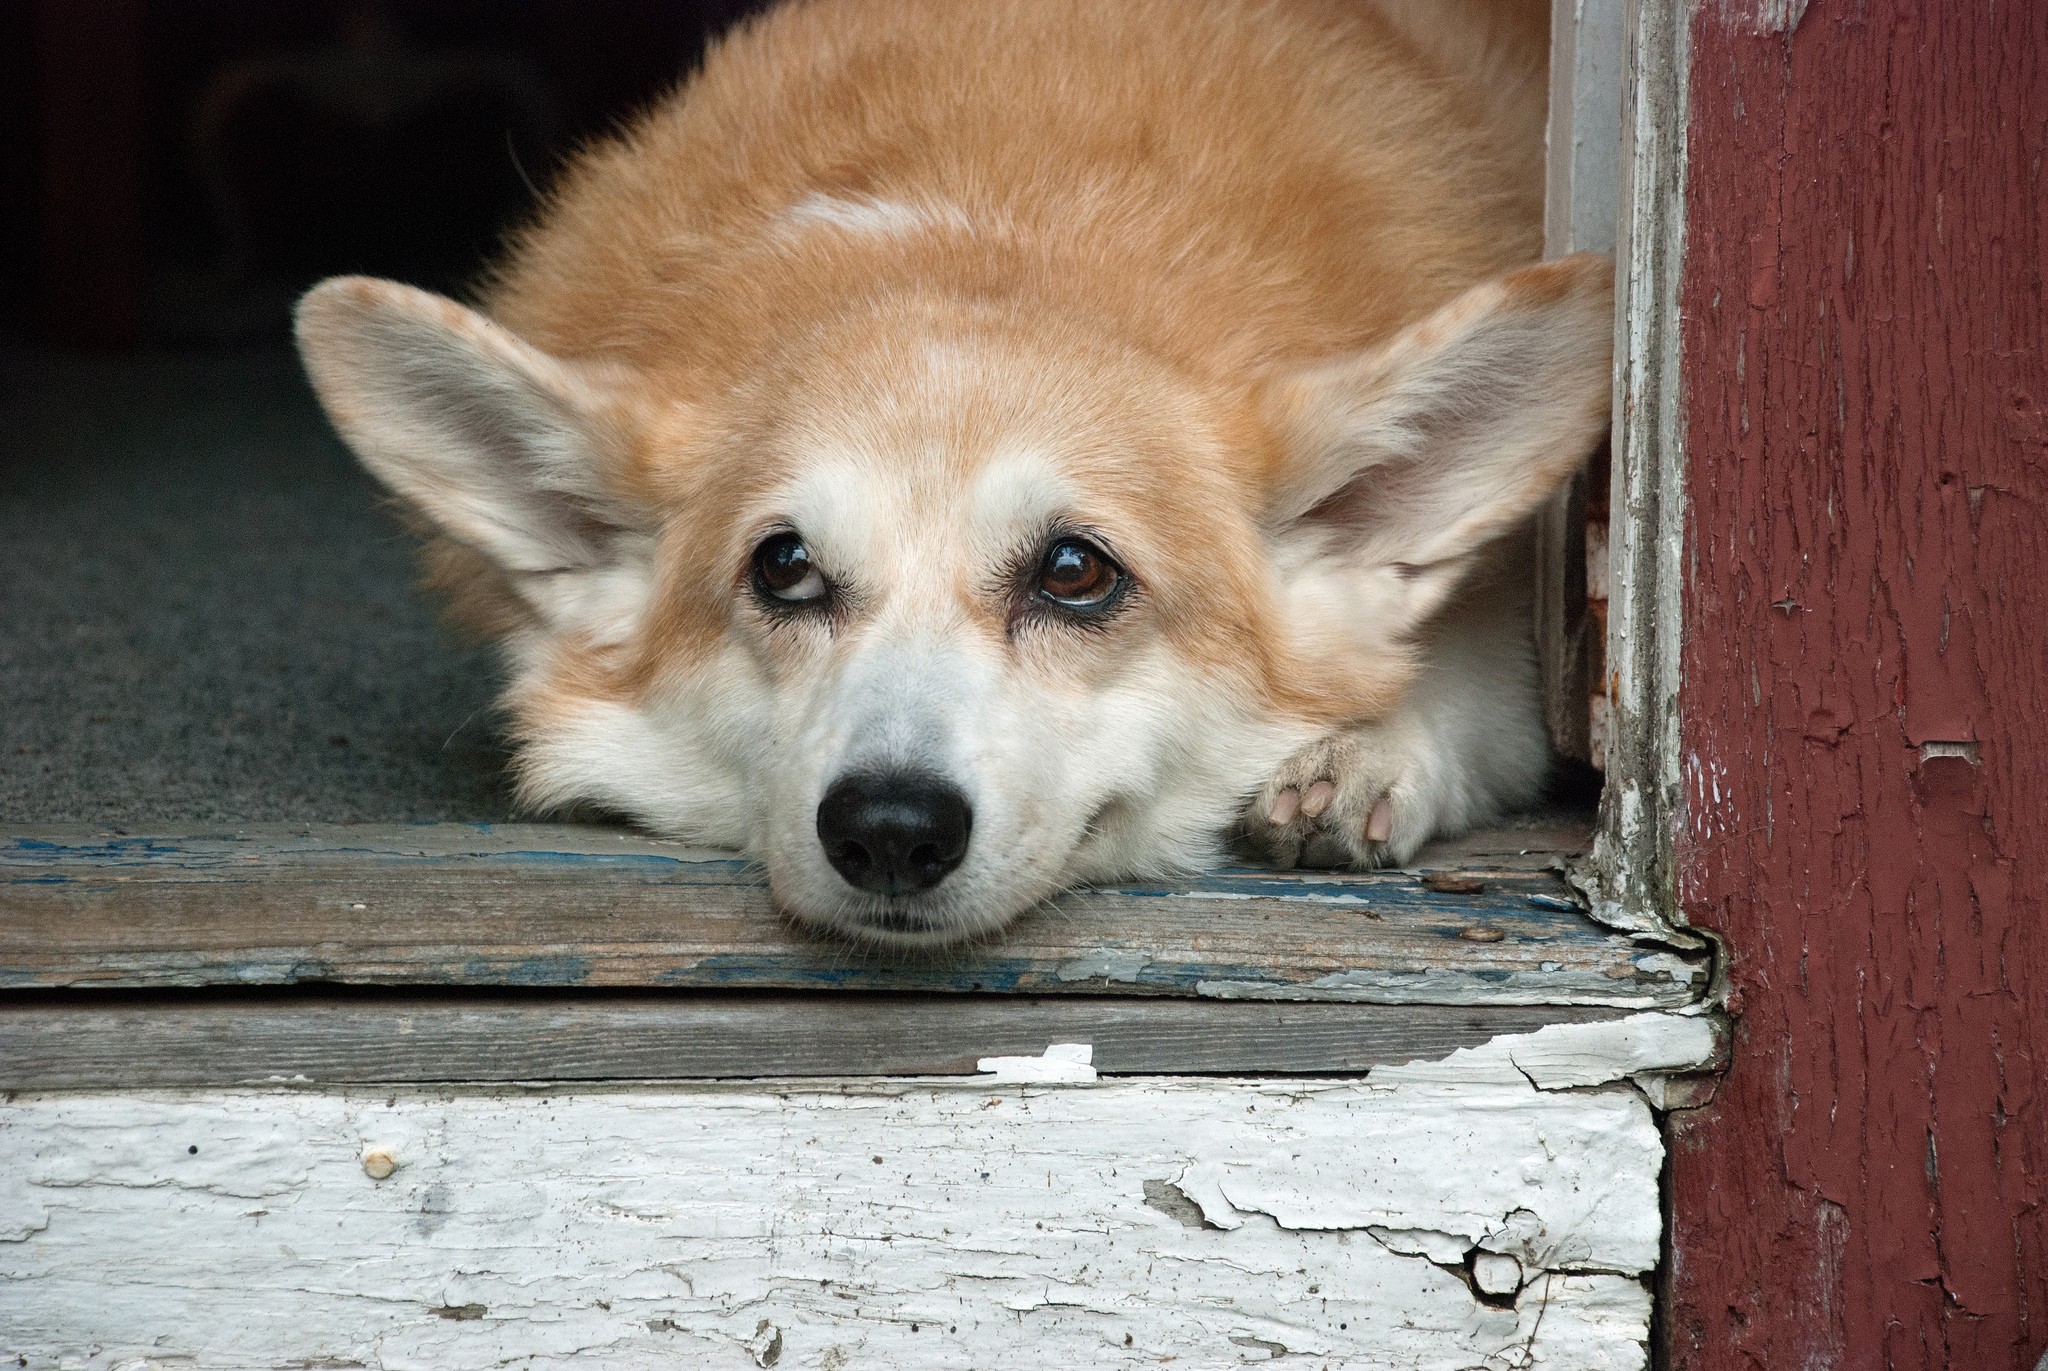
2,836,192,863
474,850,715,869
668,954,1045,994
284,847,726,872
228,960,337,985
459,955,594,985
2,838,758,873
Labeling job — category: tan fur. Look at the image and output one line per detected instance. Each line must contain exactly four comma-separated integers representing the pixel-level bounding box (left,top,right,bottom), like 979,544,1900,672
295,0,1612,941
462,0,1545,720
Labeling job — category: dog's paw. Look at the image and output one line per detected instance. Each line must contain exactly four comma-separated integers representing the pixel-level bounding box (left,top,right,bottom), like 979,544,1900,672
1240,725,1436,870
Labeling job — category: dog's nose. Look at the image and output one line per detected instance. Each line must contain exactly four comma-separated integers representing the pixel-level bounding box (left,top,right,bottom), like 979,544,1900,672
816,772,973,896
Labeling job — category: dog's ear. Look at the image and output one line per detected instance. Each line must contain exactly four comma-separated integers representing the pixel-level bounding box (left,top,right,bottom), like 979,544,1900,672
1261,254,1613,643
294,276,650,636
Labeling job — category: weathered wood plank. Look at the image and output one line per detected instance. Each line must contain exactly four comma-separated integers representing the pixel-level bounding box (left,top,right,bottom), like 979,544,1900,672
0,992,1630,1087
0,1015,1714,1370
1581,0,1691,939
0,822,1708,1006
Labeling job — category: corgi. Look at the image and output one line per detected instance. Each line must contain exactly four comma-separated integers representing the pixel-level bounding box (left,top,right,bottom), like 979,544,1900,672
295,0,1612,945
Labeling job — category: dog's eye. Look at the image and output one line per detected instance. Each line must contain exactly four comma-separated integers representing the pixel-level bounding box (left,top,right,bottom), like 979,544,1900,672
1037,538,1123,609
753,532,828,604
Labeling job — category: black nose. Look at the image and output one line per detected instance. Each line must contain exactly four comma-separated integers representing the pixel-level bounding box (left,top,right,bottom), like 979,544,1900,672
816,772,973,896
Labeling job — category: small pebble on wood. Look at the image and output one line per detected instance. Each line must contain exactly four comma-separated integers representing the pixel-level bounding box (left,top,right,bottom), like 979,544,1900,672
1473,1252,1524,1297
1421,873,1487,894
1459,926,1507,943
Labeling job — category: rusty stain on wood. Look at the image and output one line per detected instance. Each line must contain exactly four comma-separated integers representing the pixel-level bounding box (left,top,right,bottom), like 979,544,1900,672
1667,1,2048,1366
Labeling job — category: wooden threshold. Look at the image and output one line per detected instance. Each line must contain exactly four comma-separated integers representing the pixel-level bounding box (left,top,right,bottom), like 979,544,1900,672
0,819,1704,1008
0,990,1632,1087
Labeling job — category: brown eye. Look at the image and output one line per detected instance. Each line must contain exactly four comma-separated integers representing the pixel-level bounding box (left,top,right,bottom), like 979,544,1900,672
1037,537,1124,609
753,532,828,604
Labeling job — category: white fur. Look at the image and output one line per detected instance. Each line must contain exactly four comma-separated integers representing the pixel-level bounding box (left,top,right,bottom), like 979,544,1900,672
777,192,974,240
515,541,658,648
459,403,1307,943
558,434,1297,942
1247,536,1553,870
969,448,1082,544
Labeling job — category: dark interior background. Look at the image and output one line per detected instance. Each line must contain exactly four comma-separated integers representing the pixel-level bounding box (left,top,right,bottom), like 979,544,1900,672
0,0,767,823
2,0,769,350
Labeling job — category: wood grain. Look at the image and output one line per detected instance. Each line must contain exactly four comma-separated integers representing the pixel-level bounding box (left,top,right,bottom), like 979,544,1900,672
0,821,1708,1007
0,1068,1674,1369
1539,0,1626,766
0,992,1630,1087
1668,2,2048,1366
1585,0,1690,939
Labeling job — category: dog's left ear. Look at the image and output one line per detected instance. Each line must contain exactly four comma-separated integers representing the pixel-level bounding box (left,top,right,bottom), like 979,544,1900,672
295,276,654,639
1261,254,1614,641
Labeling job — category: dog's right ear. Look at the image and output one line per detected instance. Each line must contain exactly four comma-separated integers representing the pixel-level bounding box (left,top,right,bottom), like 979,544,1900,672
294,277,650,634
1260,254,1615,651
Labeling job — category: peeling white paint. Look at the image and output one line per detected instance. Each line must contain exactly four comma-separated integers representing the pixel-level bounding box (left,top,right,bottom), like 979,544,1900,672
1584,0,1695,946
1052,950,1152,983
1633,949,1704,985
0,1014,1709,1370
1194,965,1680,1007
1741,0,1810,35
0,1173,49,1243
1361,1011,1717,1093
1629,1068,1719,1111
975,1042,1097,1083
1161,1018,1679,1278
1369,1226,1475,1266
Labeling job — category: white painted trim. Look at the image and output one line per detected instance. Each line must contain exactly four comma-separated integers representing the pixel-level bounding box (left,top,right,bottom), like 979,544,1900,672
1547,0,1628,257
1585,0,1695,938
1537,0,1627,764
2,1015,1711,1369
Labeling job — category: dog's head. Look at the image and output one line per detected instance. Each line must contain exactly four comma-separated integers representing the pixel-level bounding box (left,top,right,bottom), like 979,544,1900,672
294,253,1610,943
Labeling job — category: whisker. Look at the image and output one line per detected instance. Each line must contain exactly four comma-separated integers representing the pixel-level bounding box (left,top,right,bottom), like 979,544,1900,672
440,704,490,751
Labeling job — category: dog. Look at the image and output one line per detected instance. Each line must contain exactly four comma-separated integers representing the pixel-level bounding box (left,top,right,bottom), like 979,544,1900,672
295,0,1611,945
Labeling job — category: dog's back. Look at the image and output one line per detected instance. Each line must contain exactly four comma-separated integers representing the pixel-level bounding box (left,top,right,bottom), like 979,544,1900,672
490,0,1547,388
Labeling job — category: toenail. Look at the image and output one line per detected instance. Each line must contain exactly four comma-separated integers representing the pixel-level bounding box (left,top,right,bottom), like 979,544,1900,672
1365,796,1394,843
1268,788,1301,825
1301,781,1337,818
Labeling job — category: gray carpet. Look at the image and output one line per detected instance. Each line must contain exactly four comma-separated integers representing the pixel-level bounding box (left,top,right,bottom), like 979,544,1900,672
1,351,516,823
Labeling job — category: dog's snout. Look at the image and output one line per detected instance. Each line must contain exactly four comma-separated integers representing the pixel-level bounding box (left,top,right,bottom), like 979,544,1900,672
817,773,972,896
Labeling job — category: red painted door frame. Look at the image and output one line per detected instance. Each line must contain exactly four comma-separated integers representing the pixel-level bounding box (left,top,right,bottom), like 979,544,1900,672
1664,1,2047,1366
